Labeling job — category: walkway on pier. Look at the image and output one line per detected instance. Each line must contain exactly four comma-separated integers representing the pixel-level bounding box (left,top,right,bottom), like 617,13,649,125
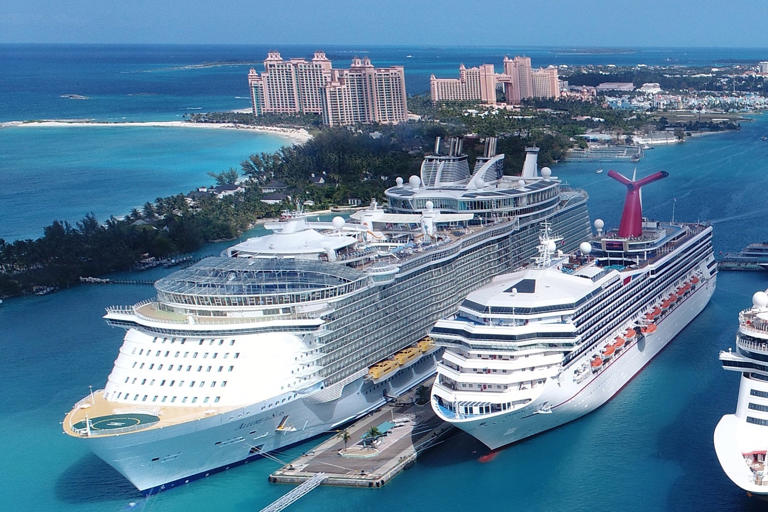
260,472,327,512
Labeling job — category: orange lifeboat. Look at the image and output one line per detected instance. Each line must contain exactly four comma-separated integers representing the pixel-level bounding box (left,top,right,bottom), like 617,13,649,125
691,276,700,284
669,293,678,302
591,356,603,369
625,328,636,339
614,337,626,349
661,299,671,309
642,323,657,334
603,344,616,357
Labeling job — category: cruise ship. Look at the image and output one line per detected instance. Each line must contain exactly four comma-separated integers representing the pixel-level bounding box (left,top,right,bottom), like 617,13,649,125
714,290,768,496
431,169,717,449
62,138,591,492
719,242,768,271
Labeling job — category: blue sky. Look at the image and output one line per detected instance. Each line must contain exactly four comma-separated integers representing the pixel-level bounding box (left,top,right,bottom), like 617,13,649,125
4,0,768,47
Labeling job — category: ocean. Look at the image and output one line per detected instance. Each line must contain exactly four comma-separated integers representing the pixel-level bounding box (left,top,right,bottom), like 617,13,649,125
3,44,768,511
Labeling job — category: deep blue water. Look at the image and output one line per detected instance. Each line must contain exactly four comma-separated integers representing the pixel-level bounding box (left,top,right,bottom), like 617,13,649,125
3,45,768,511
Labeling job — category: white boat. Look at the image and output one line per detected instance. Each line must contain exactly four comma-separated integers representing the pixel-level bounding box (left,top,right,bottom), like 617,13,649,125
431,169,717,449
62,137,592,492
714,290,768,497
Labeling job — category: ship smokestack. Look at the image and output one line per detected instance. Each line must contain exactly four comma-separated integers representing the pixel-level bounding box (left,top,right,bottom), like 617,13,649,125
521,147,539,179
607,170,668,238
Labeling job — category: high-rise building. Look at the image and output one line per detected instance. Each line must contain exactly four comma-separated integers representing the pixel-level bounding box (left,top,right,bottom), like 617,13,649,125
429,64,497,103
759,61,768,74
322,57,408,126
248,51,332,116
501,56,533,104
248,52,407,126
531,66,560,99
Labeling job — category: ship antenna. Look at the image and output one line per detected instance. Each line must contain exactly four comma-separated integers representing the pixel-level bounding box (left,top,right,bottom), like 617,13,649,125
607,169,669,238
535,221,561,268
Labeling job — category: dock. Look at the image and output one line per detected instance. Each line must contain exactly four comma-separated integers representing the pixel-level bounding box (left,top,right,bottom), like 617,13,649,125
268,377,452,489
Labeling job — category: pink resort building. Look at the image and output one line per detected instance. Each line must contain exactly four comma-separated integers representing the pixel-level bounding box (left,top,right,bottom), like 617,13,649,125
248,52,408,126
430,56,560,105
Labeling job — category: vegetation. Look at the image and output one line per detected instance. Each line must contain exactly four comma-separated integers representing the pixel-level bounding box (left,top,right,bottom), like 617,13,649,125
0,115,605,299
336,428,351,449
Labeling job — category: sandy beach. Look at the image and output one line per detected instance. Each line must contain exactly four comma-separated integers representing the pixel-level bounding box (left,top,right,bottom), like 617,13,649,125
0,119,312,144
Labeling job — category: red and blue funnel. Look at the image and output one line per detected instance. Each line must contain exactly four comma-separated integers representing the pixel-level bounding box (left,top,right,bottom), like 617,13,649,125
607,170,668,238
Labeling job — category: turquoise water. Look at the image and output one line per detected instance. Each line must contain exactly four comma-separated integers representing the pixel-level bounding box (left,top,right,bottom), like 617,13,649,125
3,121,768,511
5,44,768,510
0,126,290,240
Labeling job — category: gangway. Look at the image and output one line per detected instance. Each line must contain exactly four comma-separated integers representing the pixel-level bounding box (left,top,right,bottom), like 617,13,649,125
260,472,328,512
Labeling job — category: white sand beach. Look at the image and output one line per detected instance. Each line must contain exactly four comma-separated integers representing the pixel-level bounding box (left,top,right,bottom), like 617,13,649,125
0,119,312,144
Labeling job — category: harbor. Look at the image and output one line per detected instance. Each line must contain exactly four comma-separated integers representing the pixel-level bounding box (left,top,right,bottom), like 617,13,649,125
267,376,452,489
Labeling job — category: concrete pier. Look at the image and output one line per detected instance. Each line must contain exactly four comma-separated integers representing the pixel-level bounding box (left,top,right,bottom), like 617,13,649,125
268,377,452,488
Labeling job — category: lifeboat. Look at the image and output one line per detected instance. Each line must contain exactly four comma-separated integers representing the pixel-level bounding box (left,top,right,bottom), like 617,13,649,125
691,276,700,284
641,323,657,334
368,360,399,380
645,307,661,320
591,356,603,369
661,299,671,309
669,293,678,302
614,337,626,349
603,344,616,357
417,337,434,353
624,328,636,339
393,347,421,365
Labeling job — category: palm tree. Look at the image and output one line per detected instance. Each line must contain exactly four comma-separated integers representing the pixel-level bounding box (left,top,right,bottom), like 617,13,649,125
336,429,351,449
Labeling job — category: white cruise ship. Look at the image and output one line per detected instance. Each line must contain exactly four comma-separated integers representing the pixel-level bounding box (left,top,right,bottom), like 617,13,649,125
714,290,768,497
431,169,717,449
62,138,591,492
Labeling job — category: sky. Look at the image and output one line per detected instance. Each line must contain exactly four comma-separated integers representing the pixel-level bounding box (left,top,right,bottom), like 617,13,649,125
4,0,768,48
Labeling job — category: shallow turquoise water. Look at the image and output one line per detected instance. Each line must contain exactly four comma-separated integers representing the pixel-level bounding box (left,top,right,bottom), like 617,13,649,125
0,126,289,240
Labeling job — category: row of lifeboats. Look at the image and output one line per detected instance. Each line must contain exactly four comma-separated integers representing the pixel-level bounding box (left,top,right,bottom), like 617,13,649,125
590,327,636,370
644,276,700,322
589,275,701,373
368,337,435,380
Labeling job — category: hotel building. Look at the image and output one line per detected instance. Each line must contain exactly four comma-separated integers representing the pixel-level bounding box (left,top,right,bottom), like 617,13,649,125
322,57,408,126
430,64,497,104
430,56,560,105
248,52,407,126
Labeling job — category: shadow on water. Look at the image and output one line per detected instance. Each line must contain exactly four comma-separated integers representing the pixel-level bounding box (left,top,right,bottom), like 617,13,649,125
414,428,494,468
55,453,141,504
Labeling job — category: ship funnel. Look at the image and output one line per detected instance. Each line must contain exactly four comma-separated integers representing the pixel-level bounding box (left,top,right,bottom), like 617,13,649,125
607,170,668,238
521,147,539,179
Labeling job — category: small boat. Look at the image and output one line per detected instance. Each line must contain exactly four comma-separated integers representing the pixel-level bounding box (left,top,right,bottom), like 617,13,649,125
591,356,603,370
602,344,616,357
642,323,657,334
614,337,626,349
595,168,604,174
624,328,636,339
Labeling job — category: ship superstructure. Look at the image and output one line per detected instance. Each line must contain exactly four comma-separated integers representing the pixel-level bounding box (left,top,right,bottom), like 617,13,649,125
714,290,768,496
62,138,591,492
431,170,717,448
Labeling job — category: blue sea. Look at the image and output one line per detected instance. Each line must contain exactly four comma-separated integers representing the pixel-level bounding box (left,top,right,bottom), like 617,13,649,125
3,45,768,511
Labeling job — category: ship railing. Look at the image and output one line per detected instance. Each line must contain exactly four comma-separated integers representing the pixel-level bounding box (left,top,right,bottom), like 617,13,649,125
740,311,768,337
738,336,768,354
107,301,326,326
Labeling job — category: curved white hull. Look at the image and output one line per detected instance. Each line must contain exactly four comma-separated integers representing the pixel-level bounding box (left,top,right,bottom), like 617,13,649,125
714,415,768,496
447,277,715,449
87,352,439,492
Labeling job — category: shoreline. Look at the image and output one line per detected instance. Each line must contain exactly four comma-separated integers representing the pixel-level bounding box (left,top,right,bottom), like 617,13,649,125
0,119,312,144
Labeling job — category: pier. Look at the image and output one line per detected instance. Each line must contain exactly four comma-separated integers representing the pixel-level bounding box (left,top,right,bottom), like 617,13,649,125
268,377,452,490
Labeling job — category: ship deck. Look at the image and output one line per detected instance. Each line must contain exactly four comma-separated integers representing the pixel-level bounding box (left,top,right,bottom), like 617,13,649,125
63,390,237,437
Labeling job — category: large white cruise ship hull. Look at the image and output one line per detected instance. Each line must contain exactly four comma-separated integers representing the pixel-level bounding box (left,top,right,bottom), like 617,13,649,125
89,352,439,492
449,277,715,450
